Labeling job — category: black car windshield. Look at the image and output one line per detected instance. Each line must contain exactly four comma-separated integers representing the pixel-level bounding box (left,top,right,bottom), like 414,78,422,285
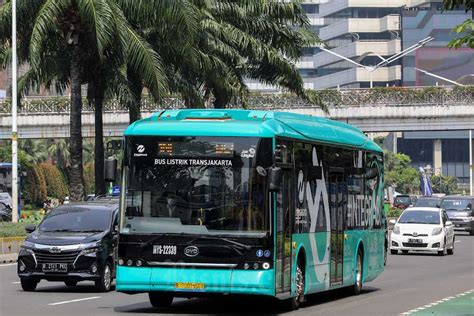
39,206,112,232
441,199,472,211
398,210,440,224
415,199,441,208
120,136,273,236
395,196,411,204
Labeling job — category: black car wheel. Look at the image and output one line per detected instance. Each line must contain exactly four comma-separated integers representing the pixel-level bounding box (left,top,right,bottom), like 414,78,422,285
21,279,38,292
65,281,78,287
149,292,174,308
95,262,112,292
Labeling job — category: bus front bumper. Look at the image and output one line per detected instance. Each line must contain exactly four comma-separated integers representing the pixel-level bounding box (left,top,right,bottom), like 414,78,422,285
116,266,275,297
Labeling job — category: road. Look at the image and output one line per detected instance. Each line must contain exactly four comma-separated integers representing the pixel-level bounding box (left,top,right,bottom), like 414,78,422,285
1,233,473,316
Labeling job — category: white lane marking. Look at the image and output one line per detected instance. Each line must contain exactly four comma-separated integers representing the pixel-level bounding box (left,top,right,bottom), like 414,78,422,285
48,296,101,306
400,289,474,315
11,281,20,284
0,263,17,267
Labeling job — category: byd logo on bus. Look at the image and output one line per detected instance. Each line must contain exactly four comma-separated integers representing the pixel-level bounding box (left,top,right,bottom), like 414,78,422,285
184,246,199,257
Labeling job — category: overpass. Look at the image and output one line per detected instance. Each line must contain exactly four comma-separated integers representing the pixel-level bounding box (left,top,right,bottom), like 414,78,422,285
0,86,472,138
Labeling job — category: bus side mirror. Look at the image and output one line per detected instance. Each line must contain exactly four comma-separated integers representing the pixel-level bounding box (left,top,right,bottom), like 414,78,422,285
268,167,282,192
104,157,117,182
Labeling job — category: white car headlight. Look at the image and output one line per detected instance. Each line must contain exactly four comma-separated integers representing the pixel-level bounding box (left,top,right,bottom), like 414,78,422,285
21,240,36,249
393,226,400,235
432,227,443,236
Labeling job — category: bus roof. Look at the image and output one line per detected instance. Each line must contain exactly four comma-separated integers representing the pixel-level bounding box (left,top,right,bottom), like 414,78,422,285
124,109,382,152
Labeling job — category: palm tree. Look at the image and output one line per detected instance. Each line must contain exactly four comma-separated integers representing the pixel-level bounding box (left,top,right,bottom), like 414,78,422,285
48,139,70,170
0,0,169,201
19,139,49,165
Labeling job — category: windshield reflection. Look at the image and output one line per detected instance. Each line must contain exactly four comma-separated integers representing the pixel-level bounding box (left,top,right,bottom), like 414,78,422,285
121,137,272,236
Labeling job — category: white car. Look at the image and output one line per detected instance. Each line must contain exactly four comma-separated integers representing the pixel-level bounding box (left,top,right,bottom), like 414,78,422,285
390,207,455,256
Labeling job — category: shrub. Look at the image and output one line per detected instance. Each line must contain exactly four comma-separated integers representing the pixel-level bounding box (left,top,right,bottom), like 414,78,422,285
39,163,68,201
386,207,403,218
83,162,95,195
24,165,47,205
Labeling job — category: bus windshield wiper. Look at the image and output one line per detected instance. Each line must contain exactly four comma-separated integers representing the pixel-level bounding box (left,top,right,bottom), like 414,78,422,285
188,236,251,251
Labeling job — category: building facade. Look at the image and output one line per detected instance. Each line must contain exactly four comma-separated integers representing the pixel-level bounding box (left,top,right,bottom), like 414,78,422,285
286,0,472,90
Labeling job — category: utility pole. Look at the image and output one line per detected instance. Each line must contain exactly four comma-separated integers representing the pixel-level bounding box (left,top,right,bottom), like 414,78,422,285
11,0,18,223
470,129,473,196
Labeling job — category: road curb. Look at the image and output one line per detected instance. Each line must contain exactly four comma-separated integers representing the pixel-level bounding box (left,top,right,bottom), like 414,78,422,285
0,253,18,264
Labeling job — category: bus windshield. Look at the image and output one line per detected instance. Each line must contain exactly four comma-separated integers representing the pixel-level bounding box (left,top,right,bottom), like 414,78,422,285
120,136,273,237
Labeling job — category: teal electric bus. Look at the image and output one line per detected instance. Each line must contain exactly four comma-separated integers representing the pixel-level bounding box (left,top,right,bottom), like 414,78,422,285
116,110,386,309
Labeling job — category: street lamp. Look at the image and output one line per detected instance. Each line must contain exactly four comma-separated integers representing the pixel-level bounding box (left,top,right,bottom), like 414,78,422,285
317,36,434,88
414,68,465,87
11,0,18,223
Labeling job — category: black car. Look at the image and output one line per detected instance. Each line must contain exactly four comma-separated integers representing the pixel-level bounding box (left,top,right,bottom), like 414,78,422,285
441,195,474,235
393,195,416,209
414,197,442,208
17,201,119,292
0,201,12,221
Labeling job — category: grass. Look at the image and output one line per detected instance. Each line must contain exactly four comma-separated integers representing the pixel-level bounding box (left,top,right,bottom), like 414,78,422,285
0,211,44,237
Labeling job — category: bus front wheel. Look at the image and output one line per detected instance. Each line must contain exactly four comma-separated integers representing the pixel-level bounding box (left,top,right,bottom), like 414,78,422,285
149,292,173,308
286,261,305,310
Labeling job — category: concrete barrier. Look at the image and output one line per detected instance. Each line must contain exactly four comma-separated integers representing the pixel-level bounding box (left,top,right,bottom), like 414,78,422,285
0,237,25,255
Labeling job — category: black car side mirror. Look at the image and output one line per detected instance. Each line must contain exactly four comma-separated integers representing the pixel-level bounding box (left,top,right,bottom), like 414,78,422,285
25,224,36,233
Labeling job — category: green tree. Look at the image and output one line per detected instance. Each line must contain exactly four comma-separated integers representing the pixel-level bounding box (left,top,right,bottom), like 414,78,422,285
443,0,474,48
0,0,168,201
48,139,70,170
431,174,458,195
384,151,420,194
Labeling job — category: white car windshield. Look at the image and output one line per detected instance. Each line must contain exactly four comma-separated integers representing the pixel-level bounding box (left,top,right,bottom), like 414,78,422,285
398,211,440,225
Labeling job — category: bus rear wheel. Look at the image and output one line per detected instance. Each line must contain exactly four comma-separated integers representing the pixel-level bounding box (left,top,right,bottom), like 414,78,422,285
349,250,363,295
149,292,173,308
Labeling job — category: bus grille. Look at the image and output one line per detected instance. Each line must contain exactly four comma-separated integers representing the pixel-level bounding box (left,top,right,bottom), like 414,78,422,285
402,243,428,248
34,250,80,264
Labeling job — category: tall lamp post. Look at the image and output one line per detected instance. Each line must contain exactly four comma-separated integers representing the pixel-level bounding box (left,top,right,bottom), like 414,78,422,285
318,36,434,88
11,0,18,223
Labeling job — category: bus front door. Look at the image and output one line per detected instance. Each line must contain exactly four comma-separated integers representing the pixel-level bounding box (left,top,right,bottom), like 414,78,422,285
329,169,345,286
275,169,292,294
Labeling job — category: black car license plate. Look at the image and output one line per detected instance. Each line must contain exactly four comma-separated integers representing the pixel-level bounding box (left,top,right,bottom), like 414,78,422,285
408,238,423,243
42,263,67,272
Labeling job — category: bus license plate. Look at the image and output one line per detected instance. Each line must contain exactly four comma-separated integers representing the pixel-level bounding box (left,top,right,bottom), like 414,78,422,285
408,238,422,243
175,282,205,290
42,263,67,272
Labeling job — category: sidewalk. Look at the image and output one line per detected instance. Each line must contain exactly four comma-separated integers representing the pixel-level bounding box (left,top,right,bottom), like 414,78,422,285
0,253,17,263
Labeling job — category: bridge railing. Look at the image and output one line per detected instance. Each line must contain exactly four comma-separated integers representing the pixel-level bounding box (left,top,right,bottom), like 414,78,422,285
0,86,472,114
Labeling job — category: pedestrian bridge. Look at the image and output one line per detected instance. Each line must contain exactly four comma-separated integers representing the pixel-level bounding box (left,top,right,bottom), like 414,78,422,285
0,86,472,139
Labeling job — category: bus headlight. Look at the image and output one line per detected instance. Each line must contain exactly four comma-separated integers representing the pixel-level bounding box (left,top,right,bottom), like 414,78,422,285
118,259,124,265
253,263,259,270
126,259,133,266
262,262,270,270
243,263,249,270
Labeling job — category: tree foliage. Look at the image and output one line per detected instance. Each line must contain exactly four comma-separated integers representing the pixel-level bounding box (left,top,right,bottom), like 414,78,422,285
431,174,458,195
384,151,420,194
443,0,474,48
